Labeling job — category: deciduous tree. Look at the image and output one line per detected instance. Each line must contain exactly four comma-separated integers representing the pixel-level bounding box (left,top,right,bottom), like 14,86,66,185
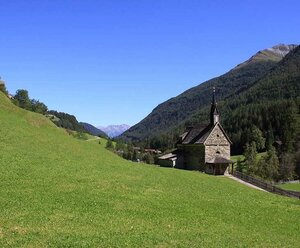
31,99,48,114
0,79,8,95
14,89,32,110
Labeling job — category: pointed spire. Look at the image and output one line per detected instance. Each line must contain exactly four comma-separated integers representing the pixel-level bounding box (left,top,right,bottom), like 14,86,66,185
212,86,216,105
210,86,219,125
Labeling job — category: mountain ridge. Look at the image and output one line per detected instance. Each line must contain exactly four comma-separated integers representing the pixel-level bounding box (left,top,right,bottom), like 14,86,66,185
234,44,298,70
80,122,107,137
121,44,297,142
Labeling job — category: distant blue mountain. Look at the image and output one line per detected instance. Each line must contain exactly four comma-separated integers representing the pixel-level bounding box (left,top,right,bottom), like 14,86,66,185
98,124,130,138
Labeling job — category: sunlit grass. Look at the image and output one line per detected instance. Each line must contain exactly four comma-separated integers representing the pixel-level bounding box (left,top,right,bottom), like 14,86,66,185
1,92,300,247
278,183,300,192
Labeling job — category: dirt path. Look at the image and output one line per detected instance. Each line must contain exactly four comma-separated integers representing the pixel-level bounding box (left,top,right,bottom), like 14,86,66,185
225,173,268,192
86,137,100,141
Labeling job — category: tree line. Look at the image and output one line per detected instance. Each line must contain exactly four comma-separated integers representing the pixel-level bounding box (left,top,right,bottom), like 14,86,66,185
4,86,87,134
105,139,155,164
12,89,48,114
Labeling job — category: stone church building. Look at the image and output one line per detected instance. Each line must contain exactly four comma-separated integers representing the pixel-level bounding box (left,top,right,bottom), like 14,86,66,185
158,88,233,175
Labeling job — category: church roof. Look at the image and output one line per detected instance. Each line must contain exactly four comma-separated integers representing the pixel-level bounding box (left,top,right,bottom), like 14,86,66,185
179,124,208,144
177,122,232,145
178,124,210,144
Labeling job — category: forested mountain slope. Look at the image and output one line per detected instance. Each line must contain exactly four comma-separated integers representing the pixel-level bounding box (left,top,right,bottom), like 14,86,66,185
80,122,107,137
189,45,300,153
122,44,297,142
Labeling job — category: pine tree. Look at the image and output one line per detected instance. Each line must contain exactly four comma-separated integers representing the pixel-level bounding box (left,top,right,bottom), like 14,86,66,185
259,146,279,181
279,153,296,181
244,142,258,175
266,124,274,150
249,125,265,151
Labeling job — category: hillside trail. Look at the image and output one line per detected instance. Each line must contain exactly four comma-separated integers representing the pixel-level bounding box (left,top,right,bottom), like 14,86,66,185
224,173,268,192
86,137,101,142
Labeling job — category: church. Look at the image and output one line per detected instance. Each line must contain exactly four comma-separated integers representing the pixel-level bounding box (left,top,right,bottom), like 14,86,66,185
157,88,233,175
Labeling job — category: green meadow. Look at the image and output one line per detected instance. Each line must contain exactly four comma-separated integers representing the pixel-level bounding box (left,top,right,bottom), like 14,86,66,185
0,92,300,247
278,183,300,192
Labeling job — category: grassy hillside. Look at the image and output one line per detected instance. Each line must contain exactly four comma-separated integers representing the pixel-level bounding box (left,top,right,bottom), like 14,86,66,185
0,92,300,247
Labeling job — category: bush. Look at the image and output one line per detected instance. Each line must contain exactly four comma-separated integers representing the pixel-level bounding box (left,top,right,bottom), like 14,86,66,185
73,132,89,140
236,158,245,172
106,139,114,150
143,153,154,164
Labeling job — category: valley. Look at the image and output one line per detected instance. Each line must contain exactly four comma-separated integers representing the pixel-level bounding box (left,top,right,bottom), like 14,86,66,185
1,91,300,247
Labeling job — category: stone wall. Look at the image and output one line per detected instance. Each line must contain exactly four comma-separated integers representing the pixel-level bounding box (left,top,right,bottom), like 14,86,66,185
205,124,230,146
205,145,230,162
204,124,230,162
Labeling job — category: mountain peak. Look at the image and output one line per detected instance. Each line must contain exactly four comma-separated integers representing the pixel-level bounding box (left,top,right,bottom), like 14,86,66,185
234,43,298,70
266,44,298,57
98,124,131,138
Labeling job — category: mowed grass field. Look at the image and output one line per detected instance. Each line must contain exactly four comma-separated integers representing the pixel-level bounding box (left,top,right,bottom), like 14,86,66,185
278,183,300,192
0,92,300,247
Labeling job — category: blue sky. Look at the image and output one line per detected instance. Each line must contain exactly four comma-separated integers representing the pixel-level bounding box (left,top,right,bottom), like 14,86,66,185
0,0,299,126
